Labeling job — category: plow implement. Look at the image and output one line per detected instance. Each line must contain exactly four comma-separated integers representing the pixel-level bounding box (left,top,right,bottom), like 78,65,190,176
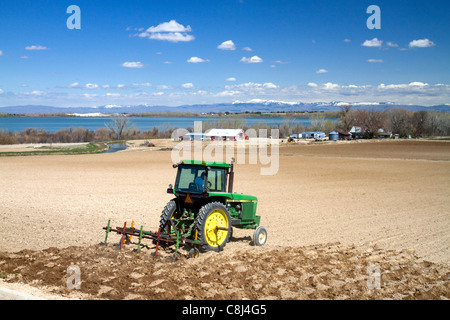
101,218,202,259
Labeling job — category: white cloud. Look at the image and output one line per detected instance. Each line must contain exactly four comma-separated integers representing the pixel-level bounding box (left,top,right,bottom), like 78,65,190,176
362,38,383,47
85,83,99,89
133,82,151,87
147,20,192,33
409,38,435,48
164,61,173,64
218,40,236,50
106,93,121,98
242,47,253,52
187,57,209,63
226,77,237,82
137,20,195,43
307,82,318,87
216,90,241,97
122,61,144,68
146,32,194,42
409,82,429,87
343,39,351,43
0,89,3,94
368,59,383,63
68,82,79,88
0,50,3,56
323,82,339,90
181,83,195,89
386,41,398,47
263,82,278,89
29,90,46,96
20,55,29,59
240,56,263,63
224,82,279,92
316,69,328,74
25,45,48,50
157,85,173,90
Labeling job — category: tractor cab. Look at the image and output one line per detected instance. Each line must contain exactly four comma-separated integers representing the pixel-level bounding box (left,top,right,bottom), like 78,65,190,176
173,161,228,194
168,160,233,197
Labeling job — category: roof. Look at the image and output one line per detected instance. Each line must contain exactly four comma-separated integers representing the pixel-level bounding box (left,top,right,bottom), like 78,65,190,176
183,133,205,136
205,128,244,136
179,160,231,168
302,131,326,134
350,126,362,133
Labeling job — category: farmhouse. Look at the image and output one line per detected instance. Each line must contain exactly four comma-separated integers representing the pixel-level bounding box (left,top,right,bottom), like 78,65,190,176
205,128,247,141
350,126,363,139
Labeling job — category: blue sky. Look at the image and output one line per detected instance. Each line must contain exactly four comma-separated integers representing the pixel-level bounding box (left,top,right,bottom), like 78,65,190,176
0,0,449,107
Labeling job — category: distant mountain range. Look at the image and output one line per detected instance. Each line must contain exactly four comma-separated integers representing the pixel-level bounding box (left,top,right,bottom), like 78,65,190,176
0,100,449,115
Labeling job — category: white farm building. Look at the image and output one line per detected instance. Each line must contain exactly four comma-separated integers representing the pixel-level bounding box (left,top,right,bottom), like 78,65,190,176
205,128,247,141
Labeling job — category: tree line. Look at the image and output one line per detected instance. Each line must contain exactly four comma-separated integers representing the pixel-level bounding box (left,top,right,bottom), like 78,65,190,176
333,106,450,138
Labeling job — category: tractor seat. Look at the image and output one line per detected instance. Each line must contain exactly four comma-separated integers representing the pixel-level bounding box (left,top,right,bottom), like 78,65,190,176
188,183,199,192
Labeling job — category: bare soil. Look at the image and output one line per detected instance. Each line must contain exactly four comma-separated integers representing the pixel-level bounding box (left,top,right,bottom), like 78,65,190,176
0,139,449,300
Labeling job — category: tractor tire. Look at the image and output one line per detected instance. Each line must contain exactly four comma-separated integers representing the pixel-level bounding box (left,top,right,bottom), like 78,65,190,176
188,247,200,259
252,226,267,246
195,202,231,252
159,200,179,234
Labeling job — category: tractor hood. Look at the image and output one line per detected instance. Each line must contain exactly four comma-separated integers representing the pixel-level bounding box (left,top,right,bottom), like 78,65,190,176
208,192,257,202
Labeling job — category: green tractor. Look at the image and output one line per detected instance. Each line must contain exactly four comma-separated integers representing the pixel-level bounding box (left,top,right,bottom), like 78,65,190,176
161,158,267,254
102,158,267,258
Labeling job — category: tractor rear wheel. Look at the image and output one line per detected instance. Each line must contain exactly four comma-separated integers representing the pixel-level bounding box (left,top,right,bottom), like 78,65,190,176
159,200,179,234
195,202,231,252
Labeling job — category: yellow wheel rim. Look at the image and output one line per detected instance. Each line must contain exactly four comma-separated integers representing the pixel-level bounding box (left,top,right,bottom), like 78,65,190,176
204,209,229,247
258,230,267,244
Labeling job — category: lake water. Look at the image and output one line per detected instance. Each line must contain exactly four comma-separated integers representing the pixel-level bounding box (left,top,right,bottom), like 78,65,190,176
104,143,128,153
0,116,336,133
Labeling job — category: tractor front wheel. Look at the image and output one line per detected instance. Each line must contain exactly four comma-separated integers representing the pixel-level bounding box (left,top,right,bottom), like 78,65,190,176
195,202,231,252
252,226,267,246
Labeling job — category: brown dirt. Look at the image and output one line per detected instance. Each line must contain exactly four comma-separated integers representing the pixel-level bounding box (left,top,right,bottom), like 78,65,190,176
0,139,449,300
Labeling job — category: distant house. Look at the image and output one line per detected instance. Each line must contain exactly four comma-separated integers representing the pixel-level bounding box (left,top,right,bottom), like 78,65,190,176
350,126,363,139
205,128,246,141
375,128,392,139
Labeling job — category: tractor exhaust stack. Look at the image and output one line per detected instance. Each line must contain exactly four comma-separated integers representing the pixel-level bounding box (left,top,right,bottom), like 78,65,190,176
228,157,235,194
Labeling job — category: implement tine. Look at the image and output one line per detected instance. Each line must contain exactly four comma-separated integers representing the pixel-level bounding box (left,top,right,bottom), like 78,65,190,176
119,221,127,250
153,227,161,256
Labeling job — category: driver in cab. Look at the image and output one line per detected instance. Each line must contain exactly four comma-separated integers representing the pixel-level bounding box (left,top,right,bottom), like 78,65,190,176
194,172,206,191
